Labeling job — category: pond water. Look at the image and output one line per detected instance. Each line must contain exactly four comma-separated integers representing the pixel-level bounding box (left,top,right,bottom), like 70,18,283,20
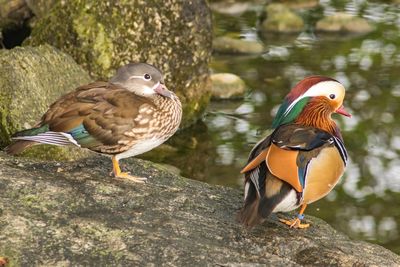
144,0,400,254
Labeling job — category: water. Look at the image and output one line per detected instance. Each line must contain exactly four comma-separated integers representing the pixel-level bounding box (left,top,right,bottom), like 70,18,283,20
145,0,400,254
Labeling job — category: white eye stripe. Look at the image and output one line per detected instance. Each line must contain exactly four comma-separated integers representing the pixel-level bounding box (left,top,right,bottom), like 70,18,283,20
283,81,344,116
129,75,151,81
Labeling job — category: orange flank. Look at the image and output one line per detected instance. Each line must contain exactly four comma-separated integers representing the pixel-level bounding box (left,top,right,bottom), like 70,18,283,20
266,144,302,192
240,148,268,174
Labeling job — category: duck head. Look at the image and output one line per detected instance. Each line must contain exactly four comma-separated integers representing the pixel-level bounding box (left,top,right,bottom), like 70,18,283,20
110,63,172,98
272,76,351,133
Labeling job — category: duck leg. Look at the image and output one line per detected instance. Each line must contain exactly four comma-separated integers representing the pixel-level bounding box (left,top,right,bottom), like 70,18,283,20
279,204,310,229
112,156,147,183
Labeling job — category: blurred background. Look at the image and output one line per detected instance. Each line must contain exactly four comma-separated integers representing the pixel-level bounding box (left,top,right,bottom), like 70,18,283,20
145,0,400,254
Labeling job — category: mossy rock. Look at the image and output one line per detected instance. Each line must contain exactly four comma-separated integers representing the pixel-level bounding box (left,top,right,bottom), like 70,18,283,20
260,3,305,33
213,36,265,54
25,0,58,18
0,153,399,265
0,44,92,160
0,0,32,31
271,0,319,9
316,12,374,34
211,73,247,100
25,0,213,127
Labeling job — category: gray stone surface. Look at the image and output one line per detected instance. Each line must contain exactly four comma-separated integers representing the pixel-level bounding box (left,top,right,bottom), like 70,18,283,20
25,0,212,127
0,152,399,266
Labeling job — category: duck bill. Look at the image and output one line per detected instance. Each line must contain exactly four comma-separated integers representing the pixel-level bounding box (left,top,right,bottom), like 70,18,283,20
335,105,352,117
154,83,172,98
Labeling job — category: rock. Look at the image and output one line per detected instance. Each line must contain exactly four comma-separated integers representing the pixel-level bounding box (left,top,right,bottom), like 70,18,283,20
213,36,265,54
0,0,32,30
260,4,305,33
24,0,212,127
25,0,57,18
211,73,247,100
316,12,374,33
0,44,92,160
0,153,399,265
271,0,319,9
210,1,251,15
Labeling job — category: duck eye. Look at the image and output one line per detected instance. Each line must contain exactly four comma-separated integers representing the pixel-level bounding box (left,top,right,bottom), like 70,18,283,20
329,94,336,99
144,74,151,80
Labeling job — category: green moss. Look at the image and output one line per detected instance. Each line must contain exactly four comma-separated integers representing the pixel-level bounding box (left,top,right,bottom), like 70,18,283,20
20,194,42,209
19,145,90,161
0,92,12,146
181,89,211,127
73,12,113,72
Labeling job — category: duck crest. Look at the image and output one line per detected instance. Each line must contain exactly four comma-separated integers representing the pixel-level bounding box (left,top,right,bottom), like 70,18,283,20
286,76,338,102
272,76,339,129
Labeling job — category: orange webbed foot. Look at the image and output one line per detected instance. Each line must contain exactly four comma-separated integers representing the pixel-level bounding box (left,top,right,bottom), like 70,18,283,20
111,156,147,183
115,172,147,183
279,218,310,229
279,204,309,229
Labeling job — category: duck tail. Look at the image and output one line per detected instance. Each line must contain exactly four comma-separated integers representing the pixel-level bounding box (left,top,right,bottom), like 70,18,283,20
4,140,36,155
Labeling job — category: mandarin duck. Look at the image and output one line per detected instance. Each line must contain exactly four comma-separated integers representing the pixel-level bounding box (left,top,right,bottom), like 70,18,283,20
5,63,182,183
238,76,351,228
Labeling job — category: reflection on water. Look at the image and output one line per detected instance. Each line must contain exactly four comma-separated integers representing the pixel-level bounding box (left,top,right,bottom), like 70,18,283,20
145,0,400,254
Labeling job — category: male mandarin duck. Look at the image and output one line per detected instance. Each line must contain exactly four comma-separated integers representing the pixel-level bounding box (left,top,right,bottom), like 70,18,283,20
5,63,182,183
238,76,351,228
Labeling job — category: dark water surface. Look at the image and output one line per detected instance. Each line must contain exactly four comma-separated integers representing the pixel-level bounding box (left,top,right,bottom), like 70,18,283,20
146,1,400,254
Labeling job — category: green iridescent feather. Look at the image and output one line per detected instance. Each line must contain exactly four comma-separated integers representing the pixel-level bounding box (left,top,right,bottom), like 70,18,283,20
271,97,309,128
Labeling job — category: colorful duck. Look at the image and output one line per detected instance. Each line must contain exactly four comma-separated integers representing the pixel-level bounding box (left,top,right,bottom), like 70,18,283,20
238,76,351,228
5,63,182,183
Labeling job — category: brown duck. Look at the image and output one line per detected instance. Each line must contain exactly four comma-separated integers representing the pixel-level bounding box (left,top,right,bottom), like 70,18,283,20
5,63,182,183
238,76,351,228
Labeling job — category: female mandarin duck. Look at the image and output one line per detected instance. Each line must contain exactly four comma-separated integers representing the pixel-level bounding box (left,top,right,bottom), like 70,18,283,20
238,76,351,228
5,63,182,183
